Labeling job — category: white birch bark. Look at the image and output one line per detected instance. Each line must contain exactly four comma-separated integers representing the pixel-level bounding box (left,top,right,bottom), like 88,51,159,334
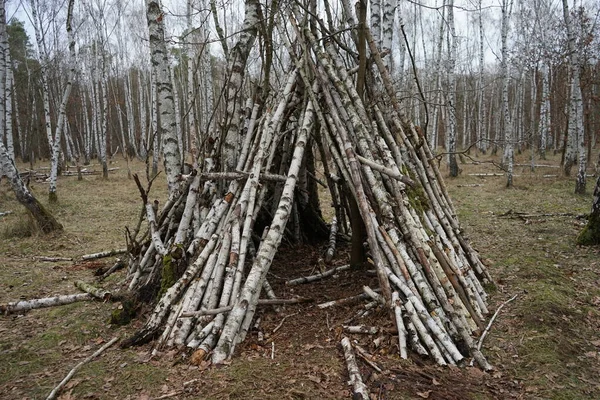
4,42,14,161
501,0,514,187
538,63,549,160
446,0,458,177
185,0,197,157
394,2,407,87
1,293,92,315
222,0,261,171
0,0,6,154
99,50,109,178
370,0,381,47
213,93,311,364
30,0,62,200
340,337,370,400
477,0,486,153
151,69,159,177
391,292,408,359
49,0,76,189
170,66,184,163
381,0,395,72
562,0,585,192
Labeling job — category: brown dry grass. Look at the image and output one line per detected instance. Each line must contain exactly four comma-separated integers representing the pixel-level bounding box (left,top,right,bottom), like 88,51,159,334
0,152,599,400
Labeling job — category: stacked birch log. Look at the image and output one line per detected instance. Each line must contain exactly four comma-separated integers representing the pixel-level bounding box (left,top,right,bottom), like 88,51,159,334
121,16,494,370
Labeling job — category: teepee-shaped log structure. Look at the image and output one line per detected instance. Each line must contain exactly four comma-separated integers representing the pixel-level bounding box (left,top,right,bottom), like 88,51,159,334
121,8,494,371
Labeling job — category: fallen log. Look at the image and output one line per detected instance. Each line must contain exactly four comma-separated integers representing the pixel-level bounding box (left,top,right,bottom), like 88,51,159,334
340,337,370,400
81,249,127,261
1,293,93,315
285,264,350,285
74,281,111,300
323,217,338,264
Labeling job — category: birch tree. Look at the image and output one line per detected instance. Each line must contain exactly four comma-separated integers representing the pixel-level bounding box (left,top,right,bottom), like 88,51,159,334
0,0,61,233
501,0,514,188
446,0,458,177
477,0,486,154
221,0,261,172
29,0,64,202
562,0,585,193
147,0,182,196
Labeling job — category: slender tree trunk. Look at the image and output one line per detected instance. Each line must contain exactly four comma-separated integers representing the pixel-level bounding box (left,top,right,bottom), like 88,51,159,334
4,45,14,161
539,63,550,160
47,0,76,194
562,0,585,192
30,0,63,201
222,0,261,172
125,73,139,158
370,0,381,47
150,69,159,178
147,0,182,195
446,0,458,177
477,0,486,153
381,0,395,72
0,0,6,156
430,0,445,150
138,71,148,159
501,0,514,187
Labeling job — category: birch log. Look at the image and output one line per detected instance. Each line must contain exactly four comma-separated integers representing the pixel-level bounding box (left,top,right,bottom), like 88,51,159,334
340,337,370,400
1,293,93,314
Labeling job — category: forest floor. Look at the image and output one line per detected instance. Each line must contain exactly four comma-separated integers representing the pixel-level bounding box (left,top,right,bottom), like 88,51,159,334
1,153,599,400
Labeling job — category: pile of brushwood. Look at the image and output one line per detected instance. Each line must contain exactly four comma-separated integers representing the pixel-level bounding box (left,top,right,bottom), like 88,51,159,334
120,13,494,372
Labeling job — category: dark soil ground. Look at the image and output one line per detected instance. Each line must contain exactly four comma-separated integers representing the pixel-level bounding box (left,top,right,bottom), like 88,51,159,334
1,154,599,400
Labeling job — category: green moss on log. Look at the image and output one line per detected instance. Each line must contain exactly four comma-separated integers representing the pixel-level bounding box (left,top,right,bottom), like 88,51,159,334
401,165,430,215
110,299,137,326
577,212,600,246
159,254,177,298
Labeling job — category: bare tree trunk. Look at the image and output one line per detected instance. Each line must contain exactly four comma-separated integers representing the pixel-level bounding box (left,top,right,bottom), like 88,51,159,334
100,51,109,178
477,0,486,154
30,0,63,202
370,0,381,47
147,1,184,196
4,43,14,161
0,0,5,156
430,0,445,150
222,0,261,171
562,0,585,192
539,63,550,160
125,73,139,158
501,0,514,187
381,0,395,71
446,0,458,177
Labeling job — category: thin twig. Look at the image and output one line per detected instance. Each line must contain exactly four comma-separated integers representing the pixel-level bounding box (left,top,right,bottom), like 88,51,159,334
46,337,119,400
477,294,518,351
272,312,299,334
469,294,518,366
